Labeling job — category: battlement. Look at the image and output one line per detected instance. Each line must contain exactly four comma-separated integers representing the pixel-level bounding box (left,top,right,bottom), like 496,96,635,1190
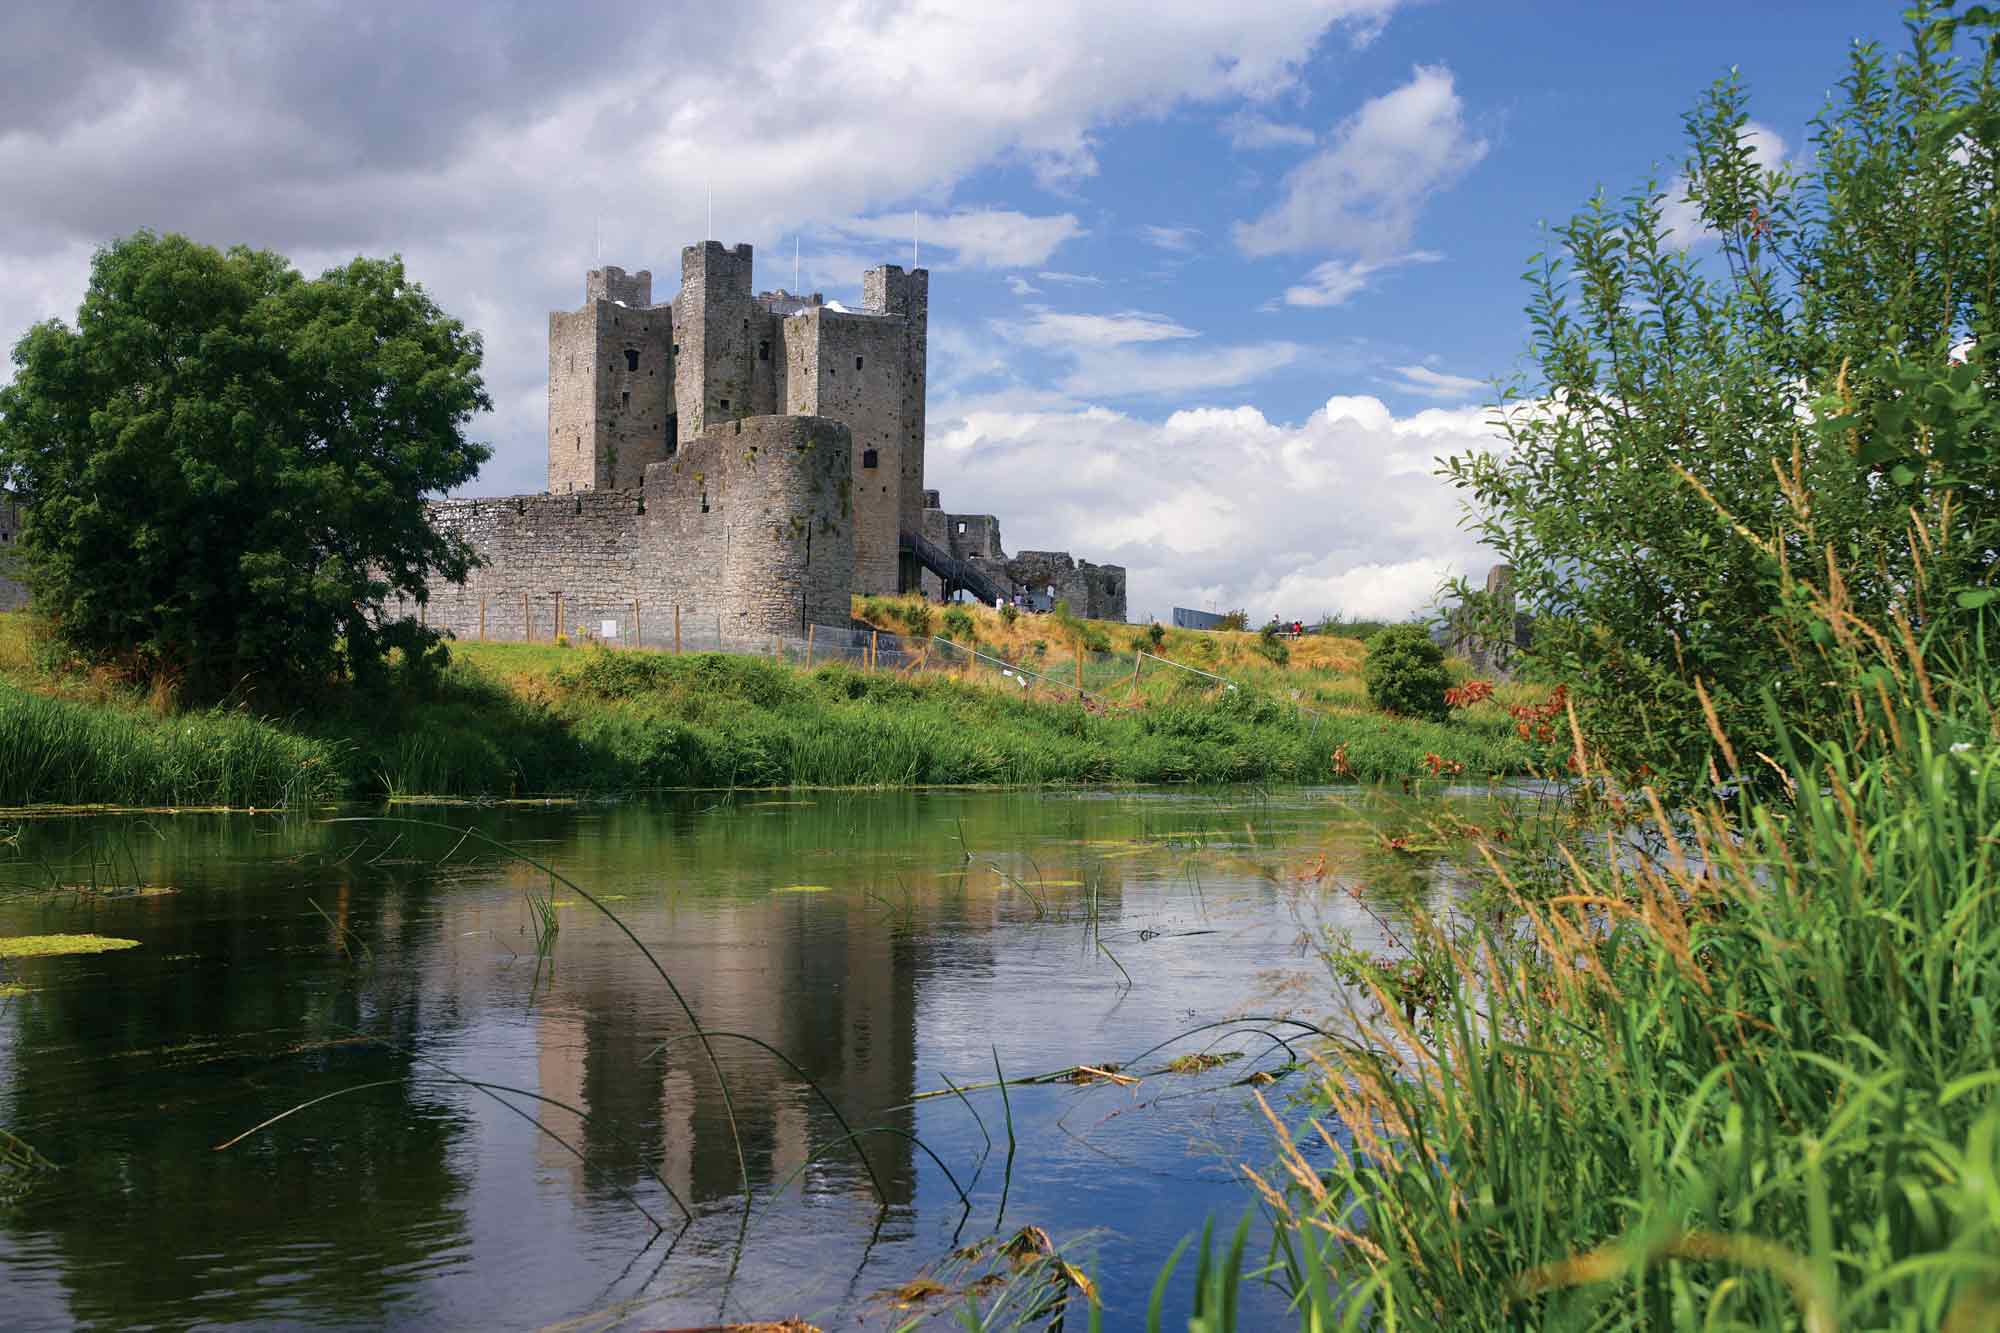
587,265,654,307
681,241,755,300
861,265,929,318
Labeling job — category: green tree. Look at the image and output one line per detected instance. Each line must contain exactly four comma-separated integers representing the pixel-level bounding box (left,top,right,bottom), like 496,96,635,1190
1364,625,1450,721
1443,3,2000,789
0,232,490,698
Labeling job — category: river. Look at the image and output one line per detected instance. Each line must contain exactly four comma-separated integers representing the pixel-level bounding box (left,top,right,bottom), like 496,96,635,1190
0,785,1495,1330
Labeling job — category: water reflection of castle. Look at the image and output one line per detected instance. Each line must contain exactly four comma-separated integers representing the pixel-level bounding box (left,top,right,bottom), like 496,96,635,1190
517,871,933,1208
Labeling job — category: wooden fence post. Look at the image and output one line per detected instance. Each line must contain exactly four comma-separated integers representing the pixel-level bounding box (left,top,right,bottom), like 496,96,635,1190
1131,652,1143,700
478,596,486,642
870,629,879,671
632,600,641,650
1076,650,1084,694
806,623,815,666
554,593,563,642
523,591,531,642
674,605,682,654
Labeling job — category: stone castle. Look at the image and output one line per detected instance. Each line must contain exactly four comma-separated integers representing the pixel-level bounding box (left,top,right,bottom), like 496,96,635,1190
416,241,1126,644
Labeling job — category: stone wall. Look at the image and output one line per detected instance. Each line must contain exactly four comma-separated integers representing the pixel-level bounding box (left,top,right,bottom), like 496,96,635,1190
422,415,853,643
0,492,25,612
418,491,646,641
1000,550,1128,622
644,414,854,634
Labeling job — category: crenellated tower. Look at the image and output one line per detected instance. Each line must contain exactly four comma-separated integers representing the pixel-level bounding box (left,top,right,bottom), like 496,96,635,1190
547,266,675,493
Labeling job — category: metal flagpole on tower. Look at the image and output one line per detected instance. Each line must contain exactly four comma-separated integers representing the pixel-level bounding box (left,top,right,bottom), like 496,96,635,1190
795,235,800,293
913,209,918,269
706,189,712,242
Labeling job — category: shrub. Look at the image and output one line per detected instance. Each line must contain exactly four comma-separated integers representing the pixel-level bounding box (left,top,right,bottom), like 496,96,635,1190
1256,622,1291,666
1441,8,2000,787
1363,625,1449,721
940,606,975,644
1146,621,1165,650
999,603,1020,627
1217,609,1249,631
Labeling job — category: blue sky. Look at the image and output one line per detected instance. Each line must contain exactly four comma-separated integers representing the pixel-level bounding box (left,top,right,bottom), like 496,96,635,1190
0,1,1926,620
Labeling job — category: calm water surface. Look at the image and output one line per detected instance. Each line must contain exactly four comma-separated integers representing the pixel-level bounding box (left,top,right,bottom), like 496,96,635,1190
0,786,1494,1330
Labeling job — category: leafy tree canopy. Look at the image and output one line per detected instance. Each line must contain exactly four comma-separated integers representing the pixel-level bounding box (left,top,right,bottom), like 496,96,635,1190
1444,2,2000,791
0,231,491,698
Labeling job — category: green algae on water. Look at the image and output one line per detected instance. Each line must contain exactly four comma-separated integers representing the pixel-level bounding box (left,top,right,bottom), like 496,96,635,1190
0,934,141,959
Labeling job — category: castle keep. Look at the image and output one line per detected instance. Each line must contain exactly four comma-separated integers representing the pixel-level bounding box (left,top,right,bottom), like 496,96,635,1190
418,241,1127,645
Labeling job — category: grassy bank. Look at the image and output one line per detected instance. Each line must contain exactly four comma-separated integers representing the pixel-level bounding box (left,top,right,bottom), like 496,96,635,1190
0,610,1537,807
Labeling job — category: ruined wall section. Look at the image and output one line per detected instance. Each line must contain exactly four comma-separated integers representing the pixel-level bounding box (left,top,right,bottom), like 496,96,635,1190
642,415,854,634
0,492,26,612
419,493,646,640
548,265,674,493
1003,551,1128,622
917,505,1003,601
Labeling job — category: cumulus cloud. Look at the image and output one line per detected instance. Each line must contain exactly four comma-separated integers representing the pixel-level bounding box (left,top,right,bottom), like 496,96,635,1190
1235,64,1487,259
928,393,1506,620
1223,112,1317,150
1281,250,1441,306
0,0,1406,495
1659,121,1789,249
1386,363,1486,400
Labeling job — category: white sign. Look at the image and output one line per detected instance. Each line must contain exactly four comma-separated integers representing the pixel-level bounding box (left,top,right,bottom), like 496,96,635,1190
601,619,619,639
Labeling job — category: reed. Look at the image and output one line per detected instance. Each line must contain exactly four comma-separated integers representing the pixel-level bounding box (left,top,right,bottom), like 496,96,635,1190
1199,595,2000,1326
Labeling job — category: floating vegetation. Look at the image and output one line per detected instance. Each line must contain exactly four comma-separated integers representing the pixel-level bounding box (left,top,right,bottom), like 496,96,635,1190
0,934,141,959
1,1126,56,1205
1164,1051,1244,1075
55,884,178,898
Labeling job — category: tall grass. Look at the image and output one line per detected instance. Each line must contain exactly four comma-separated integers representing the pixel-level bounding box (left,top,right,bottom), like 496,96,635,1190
0,685,340,807
1230,596,2000,1326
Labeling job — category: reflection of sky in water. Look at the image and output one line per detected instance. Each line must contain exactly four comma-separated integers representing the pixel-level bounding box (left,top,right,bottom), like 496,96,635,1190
0,786,1508,1329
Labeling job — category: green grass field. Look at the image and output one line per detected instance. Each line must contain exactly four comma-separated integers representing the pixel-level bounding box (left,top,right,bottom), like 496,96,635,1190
0,610,1541,807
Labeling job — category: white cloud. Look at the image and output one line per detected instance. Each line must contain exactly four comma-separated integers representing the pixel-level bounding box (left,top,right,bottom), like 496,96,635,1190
1008,310,1198,350
1281,250,1441,306
1223,112,1317,150
1387,363,1485,400
1234,64,1487,259
1060,342,1302,399
1005,275,1042,296
927,393,1507,619
836,209,1081,269
0,0,1408,496
1659,121,1789,249
1140,224,1202,252
1037,271,1105,286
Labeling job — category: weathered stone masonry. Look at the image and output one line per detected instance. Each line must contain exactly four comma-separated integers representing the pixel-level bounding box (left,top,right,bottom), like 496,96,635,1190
419,415,853,641
429,238,1125,637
